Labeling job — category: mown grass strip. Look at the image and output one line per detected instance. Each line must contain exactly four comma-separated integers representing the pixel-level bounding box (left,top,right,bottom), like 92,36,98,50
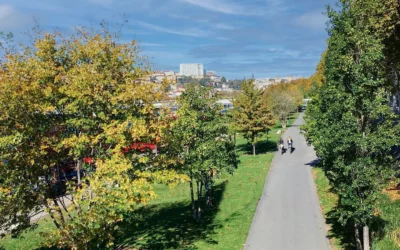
0,114,300,250
312,167,400,250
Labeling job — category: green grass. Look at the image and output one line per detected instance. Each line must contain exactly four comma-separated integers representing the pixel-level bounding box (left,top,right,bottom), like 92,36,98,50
312,168,342,250
1,113,300,250
312,167,400,250
0,218,56,250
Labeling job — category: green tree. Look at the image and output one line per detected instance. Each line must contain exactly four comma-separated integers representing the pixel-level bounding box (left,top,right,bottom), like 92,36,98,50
221,76,227,83
199,77,211,86
233,79,275,155
171,84,238,220
304,1,400,249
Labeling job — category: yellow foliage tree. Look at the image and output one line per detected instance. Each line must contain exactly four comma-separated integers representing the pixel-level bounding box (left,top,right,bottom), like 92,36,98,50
265,82,302,127
0,26,186,249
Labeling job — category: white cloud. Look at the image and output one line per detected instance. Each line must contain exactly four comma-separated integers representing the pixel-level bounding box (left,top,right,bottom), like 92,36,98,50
141,42,164,47
216,36,230,41
296,10,327,31
0,4,29,30
0,4,13,19
180,0,262,15
135,20,209,37
214,23,235,30
88,0,113,6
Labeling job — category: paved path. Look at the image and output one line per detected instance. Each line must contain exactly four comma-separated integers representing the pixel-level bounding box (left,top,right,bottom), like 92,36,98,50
244,113,331,250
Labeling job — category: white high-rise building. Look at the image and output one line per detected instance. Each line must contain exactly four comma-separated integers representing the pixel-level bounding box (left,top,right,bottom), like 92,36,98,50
180,63,204,77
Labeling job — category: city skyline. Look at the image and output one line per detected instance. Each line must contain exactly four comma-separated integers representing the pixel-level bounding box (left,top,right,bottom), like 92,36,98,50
0,0,334,78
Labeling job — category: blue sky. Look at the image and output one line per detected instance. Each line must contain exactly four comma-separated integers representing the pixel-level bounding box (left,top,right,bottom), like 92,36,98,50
0,0,335,79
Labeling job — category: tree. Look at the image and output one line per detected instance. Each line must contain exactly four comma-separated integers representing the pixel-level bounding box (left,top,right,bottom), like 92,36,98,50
233,79,275,155
221,76,227,83
309,50,327,88
304,1,400,249
199,77,211,86
265,83,301,128
171,84,238,220
0,25,186,249
291,78,313,97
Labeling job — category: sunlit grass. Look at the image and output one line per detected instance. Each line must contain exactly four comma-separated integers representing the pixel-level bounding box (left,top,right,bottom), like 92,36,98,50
312,168,400,250
1,113,300,250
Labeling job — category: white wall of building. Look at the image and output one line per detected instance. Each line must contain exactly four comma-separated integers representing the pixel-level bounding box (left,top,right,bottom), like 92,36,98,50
180,64,204,77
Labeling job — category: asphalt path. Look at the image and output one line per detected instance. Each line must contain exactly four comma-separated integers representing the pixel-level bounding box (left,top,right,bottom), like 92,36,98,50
244,113,331,250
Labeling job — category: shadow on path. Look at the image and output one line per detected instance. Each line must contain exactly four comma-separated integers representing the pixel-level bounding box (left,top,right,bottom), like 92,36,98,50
115,181,228,250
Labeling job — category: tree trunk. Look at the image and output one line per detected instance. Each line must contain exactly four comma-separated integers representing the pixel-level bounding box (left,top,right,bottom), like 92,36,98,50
76,158,82,186
234,133,237,154
252,144,256,156
197,181,203,220
355,223,363,250
363,225,370,250
58,197,73,220
282,118,287,128
88,187,93,210
52,198,66,227
45,202,62,230
70,194,82,215
189,175,196,220
205,181,213,206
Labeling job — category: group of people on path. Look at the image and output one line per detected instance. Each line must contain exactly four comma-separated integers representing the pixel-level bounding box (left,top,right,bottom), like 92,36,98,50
278,136,293,154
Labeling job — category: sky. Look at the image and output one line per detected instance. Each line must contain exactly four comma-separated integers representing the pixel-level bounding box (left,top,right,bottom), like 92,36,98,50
0,0,336,79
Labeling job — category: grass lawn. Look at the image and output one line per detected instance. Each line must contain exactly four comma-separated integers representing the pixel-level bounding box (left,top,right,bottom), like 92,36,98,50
312,167,400,250
0,113,299,250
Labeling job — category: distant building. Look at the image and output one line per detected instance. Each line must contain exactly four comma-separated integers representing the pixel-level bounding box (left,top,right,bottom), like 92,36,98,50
164,71,176,83
216,99,234,113
206,71,217,77
255,76,301,89
180,63,204,77
151,71,177,83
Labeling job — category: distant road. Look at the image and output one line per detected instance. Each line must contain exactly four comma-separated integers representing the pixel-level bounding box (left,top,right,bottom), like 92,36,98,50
244,113,331,250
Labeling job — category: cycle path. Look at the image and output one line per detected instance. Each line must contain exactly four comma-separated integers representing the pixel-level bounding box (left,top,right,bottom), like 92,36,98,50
244,113,331,250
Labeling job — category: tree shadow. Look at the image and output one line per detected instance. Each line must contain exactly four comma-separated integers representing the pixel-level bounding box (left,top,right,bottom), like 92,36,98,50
35,246,62,250
309,160,389,250
325,212,357,250
305,158,320,167
114,181,227,250
237,140,278,155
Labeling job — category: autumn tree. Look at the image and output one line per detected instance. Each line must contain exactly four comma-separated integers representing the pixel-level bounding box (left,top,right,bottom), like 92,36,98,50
233,79,275,155
170,84,238,220
304,1,400,249
0,26,185,249
265,83,302,128
309,50,327,88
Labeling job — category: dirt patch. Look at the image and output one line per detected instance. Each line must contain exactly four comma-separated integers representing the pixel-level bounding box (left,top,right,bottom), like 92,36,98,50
391,229,400,248
383,182,400,201
311,169,317,180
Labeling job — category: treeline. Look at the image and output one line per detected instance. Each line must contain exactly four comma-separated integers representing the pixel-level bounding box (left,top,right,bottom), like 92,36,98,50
0,25,305,249
233,78,304,155
0,27,238,249
304,1,400,249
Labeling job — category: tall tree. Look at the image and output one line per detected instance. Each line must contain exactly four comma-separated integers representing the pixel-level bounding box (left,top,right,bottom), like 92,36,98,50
310,50,327,88
304,1,400,249
233,79,275,155
171,84,238,220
